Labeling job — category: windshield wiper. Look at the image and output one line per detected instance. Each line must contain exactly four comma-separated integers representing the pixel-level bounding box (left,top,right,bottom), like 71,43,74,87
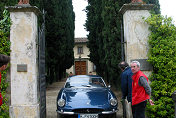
82,85,91,87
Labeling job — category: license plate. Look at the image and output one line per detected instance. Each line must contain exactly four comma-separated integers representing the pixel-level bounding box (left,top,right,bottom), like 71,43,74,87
78,114,98,118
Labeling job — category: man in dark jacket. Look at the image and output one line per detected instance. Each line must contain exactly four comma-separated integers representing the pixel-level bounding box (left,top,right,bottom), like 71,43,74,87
118,61,133,118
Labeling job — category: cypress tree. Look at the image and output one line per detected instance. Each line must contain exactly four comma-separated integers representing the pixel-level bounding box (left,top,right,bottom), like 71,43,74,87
45,0,75,83
101,0,121,85
86,0,105,77
86,0,122,86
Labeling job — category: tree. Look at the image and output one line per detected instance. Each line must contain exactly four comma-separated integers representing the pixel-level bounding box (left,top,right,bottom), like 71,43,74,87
44,0,75,83
101,0,121,84
85,0,105,77
117,0,131,8
86,0,121,86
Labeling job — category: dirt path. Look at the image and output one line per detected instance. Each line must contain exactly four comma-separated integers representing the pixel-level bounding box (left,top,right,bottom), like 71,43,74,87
46,78,123,118
113,88,123,118
46,79,66,118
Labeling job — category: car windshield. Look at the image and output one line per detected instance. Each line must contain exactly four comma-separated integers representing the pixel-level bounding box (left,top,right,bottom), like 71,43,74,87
65,76,106,88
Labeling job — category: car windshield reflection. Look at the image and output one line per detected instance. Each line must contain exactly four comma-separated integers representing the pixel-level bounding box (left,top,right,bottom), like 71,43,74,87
65,76,106,88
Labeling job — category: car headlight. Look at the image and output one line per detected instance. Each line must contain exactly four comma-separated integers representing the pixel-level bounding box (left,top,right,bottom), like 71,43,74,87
58,99,65,107
110,98,117,106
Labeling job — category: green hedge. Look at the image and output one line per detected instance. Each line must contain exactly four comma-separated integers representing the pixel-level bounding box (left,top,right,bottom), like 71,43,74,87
0,9,11,118
145,14,176,118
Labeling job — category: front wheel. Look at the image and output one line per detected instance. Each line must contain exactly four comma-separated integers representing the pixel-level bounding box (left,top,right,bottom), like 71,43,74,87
57,113,63,118
108,113,116,118
112,113,117,118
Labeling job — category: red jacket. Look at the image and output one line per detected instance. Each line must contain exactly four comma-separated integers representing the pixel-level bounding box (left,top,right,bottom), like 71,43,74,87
0,72,3,106
132,70,150,105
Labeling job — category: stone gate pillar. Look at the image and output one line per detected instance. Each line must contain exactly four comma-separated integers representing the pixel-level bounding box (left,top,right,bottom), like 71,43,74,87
119,3,154,76
7,5,40,117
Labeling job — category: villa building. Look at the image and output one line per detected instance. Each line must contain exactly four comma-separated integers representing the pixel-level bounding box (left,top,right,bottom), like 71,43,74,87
66,37,96,75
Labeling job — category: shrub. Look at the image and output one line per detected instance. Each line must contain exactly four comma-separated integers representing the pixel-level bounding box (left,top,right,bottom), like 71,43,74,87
0,9,11,118
145,14,176,118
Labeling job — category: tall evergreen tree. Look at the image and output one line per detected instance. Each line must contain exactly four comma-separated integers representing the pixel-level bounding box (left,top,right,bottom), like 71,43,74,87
86,0,122,86
44,0,75,83
101,0,121,84
86,0,105,77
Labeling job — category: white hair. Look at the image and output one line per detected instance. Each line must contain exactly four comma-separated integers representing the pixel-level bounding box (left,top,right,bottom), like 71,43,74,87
131,61,140,67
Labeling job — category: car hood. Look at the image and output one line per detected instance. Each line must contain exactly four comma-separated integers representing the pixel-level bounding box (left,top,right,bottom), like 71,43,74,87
63,88,110,109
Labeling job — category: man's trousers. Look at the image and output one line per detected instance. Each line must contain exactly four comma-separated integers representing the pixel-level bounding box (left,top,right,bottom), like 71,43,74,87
132,100,147,118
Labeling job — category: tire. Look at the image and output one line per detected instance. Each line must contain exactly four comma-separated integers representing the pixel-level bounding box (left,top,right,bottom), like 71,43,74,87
57,113,63,118
111,113,117,118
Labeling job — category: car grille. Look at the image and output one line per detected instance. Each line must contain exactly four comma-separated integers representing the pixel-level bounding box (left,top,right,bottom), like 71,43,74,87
72,108,104,114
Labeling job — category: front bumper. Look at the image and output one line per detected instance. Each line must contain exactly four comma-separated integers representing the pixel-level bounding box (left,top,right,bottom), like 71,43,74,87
56,109,118,114
56,110,117,118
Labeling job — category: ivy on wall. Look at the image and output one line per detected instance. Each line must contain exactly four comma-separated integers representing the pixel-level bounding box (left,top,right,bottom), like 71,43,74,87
0,9,11,118
145,14,176,118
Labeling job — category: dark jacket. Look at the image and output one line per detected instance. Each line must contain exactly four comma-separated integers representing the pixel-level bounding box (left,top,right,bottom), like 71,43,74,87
121,67,133,102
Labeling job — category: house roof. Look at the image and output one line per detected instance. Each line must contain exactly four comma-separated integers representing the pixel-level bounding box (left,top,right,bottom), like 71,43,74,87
75,37,88,43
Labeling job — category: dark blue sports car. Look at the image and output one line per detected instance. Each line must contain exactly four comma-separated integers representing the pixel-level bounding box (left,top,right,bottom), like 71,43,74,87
56,75,118,118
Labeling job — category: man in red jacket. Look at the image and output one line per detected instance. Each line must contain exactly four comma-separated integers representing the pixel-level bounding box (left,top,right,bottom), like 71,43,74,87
0,54,10,106
130,61,154,118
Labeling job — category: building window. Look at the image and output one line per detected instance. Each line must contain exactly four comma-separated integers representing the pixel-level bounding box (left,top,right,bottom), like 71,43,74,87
78,46,83,54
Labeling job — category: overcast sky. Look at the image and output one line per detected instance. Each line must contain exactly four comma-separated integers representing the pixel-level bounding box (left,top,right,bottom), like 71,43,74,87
159,0,176,24
73,0,176,38
72,0,88,38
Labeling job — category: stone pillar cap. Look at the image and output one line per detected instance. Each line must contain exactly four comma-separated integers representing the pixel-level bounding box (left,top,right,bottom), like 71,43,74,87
119,3,154,14
5,5,41,16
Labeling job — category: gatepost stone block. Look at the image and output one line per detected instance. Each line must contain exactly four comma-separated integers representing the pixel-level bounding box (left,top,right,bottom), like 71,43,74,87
7,4,40,118
119,3,154,76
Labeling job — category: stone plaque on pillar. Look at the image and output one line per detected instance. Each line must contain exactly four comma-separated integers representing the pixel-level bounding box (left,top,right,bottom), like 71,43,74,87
17,64,27,72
